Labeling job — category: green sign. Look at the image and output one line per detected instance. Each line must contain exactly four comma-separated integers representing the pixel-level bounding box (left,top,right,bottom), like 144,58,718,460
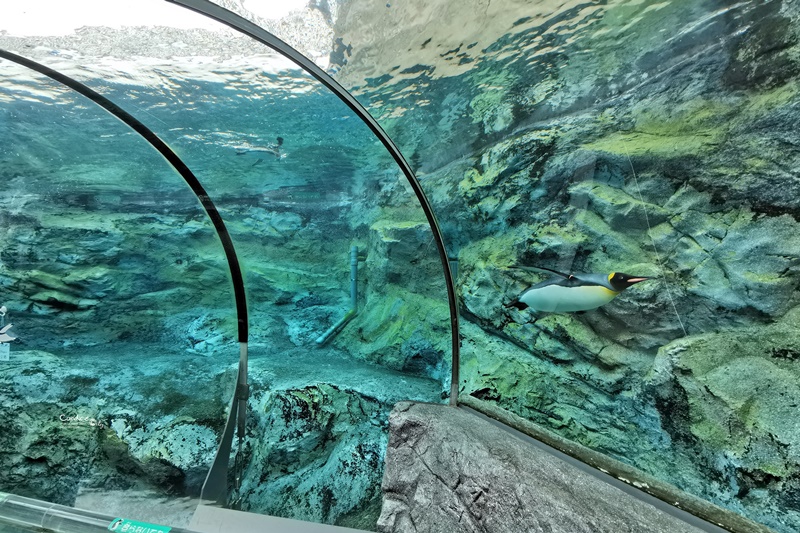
107,518,171,533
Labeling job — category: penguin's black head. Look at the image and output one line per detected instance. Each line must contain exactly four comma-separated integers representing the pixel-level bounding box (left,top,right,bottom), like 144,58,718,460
608,272,651,291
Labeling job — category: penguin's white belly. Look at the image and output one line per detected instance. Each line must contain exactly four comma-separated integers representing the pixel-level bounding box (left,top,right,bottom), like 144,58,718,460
520,284,619,313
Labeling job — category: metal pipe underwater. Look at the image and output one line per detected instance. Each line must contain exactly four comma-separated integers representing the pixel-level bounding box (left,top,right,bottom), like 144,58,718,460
316,245,361,345
0,492,200,533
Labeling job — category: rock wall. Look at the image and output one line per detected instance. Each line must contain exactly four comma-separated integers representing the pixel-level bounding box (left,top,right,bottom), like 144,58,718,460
239,382,388,527
0,350,230,507
0,348,441,529
6,0,800,530
328,0,800,531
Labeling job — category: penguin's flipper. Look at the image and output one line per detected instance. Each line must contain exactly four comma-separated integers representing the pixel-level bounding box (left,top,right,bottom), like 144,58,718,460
503,299,528,311
510,265,572,279
531,265,573,279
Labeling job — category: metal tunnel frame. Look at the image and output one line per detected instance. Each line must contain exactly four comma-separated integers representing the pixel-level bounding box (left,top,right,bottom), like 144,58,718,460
166,0,462,398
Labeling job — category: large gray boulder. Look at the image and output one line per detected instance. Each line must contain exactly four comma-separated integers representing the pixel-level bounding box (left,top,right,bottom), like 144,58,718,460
378,402,708,533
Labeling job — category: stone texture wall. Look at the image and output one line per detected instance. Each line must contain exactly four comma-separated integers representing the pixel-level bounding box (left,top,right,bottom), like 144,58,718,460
327,1,800,530
378,402,712,533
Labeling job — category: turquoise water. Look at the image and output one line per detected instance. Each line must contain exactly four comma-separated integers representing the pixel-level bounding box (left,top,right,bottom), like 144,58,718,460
0,35,450,530
2,0,800,532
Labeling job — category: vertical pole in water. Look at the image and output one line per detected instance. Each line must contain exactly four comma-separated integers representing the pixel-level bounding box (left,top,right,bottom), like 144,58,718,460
350,245,358,311
315,246,360,345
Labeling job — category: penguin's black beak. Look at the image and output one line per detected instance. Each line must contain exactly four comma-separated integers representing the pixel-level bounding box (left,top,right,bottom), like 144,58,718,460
611,273,653,292
615,274,653,290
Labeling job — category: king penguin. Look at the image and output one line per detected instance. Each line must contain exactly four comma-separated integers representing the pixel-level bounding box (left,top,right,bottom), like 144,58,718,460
505,266,651,314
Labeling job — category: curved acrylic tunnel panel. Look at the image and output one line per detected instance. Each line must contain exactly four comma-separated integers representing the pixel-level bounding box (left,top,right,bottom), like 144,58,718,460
325,1,800,533
0,1,451,530
303,1,800,532
0,58,237,516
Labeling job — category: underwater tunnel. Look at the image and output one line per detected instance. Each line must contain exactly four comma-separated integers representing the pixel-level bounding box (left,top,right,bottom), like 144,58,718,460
1,1,800,532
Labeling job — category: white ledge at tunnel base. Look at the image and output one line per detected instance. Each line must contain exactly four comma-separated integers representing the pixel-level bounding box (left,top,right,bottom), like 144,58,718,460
189,503,369,533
